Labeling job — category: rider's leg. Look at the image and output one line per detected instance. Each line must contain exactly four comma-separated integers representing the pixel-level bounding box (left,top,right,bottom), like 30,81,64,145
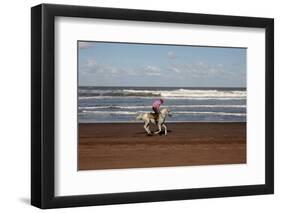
152,107,159,121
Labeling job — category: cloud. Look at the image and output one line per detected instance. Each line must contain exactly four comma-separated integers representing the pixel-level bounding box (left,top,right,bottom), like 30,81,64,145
78,42,95,49
95,65,121,75
167,61,227,78
86,59,97,67
142,65,163,77
144,65,160,73
81,59,142,78
80,58,120,76
167,51,176,59
79,58,242,87
169,67,181,73
145,72,161,76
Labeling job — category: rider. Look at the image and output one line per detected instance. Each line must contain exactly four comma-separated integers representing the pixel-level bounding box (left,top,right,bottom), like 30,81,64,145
152,99,164,121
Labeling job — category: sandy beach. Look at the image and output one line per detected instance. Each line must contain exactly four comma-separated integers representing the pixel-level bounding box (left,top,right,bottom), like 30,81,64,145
78,122,246,170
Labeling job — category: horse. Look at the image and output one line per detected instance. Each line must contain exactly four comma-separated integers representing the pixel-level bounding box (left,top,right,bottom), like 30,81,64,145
136,108,171,136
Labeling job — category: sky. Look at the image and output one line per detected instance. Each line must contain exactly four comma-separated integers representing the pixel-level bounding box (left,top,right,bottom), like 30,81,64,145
78,41,246,88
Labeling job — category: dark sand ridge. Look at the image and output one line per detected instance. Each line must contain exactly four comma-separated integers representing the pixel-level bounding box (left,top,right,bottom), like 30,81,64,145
79,122,246,170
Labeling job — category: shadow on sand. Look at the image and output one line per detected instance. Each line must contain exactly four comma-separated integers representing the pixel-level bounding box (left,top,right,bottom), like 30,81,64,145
135,130,172,135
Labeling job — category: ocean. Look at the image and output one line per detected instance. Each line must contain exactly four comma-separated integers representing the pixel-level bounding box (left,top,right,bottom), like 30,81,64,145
78,86,246,123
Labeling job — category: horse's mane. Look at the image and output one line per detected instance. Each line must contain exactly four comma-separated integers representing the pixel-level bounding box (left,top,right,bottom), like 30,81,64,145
160,108,170,113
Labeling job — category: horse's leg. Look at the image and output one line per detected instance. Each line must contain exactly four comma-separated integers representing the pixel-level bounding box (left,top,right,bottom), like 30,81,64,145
154,122,162,135
162,124,167,136
144,121,151,135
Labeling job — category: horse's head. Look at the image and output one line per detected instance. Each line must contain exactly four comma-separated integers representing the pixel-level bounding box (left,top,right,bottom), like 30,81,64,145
160,108,172,117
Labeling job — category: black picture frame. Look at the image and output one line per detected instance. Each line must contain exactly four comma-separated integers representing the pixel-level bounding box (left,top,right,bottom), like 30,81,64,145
31,3,274,209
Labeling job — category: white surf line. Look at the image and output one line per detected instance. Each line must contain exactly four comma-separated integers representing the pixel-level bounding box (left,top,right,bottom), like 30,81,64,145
174,111,246,116
78,104,246,110
78,96,246,100
80,110,246,116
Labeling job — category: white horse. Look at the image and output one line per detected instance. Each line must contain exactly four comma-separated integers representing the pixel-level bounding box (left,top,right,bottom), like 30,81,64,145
136,108,171,136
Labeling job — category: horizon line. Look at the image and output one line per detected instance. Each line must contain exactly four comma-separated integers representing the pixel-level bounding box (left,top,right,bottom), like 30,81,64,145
78,85,246,88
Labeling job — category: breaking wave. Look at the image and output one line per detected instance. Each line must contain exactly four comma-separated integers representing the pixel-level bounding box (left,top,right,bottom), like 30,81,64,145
79,104,245,110
79,88,246,99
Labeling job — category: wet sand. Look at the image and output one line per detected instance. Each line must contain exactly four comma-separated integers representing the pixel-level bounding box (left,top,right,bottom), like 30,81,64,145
78,122,246,170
